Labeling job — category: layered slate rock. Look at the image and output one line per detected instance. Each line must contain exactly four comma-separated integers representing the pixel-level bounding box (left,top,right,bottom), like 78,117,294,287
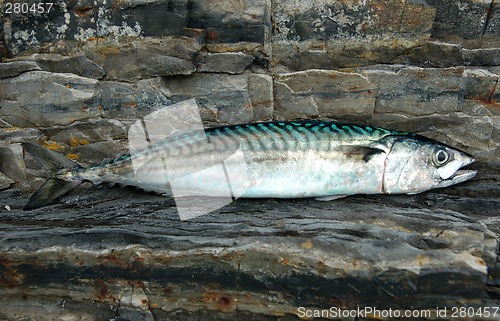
162,73,274,123
2,0,270,57
0,173,498,320
0,61,41,78
274,70,376,120
24,53,105,79
0,71,99,127
197,52,255,74
271,0,437,69
0,0,499,319
431,0,498,41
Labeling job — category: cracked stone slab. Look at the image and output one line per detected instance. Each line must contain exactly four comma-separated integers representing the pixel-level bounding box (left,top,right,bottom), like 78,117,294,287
92,46,195,81
162,73,273,124
0,61,41,79
0,71,99,127
21,53,106,79
359,66,464,116
0,144,29,192
464,48,500,66
274,70,376,120
0,172,14,190
2,0,270,59
197,52,254,74
432,0,500,42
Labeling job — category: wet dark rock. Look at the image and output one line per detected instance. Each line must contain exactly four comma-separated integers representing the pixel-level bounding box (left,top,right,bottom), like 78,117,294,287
95,78,172,119
0,127,42,144
0,71,99,127
162,73,273,123
95,46,195,81
0,61,41,79
463,68,499,100
71,140,128,165
464,48,500,66
25,53,105,79
391,42,464,67
0,171,14,190
0,144,28,191
0,173,498,320
431,0,494,40
1,0,500,319
197,52,254,74
42,119,127,146
359,66,464,116
274,70,376,120
186,0,269,44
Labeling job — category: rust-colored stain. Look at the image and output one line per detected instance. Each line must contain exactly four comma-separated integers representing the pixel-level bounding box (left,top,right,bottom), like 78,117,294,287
66,153,79,160
95,280,120,303
206,30,219,41
202,291,235,311
316,260,327,275
0,255,24,288
100,46,121,55
124,102,138,108
75,6,94,16
43,141,65,152
98,283,108,301
163,287,174,294
69,137,90,147
101,252,133,269
469,96,500,108
300,239,313,250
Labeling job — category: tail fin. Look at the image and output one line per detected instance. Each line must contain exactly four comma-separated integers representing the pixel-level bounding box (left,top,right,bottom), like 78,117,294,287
22,143,84,210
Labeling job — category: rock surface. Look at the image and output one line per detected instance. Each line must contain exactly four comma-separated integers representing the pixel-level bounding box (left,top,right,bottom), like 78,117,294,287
0,165,498,320
197,52,255,74
1,0,499,319
23,53,106,79
274,70,376,120
0,60,40,78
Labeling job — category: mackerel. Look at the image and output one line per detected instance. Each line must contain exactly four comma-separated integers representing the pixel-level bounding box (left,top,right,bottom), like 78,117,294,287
23,120,476,209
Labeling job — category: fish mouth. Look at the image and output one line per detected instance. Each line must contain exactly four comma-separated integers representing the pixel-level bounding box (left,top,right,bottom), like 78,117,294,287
435,156,477,188
447,169,477,183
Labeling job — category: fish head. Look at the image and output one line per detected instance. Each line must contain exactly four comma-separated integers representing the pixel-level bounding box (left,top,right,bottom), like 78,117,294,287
382,135,477,194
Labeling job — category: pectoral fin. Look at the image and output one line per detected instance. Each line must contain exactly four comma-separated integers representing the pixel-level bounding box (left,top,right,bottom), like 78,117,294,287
338,146,386,162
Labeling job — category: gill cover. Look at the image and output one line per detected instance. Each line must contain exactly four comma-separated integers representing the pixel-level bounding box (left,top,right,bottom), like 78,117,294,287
382,136,476,194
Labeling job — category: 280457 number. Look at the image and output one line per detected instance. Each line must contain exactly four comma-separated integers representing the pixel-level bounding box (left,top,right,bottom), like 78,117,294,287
451,307,499,318
3,2,54,14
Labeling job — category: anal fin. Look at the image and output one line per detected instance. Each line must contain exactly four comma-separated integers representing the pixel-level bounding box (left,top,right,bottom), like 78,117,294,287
315,195,348,201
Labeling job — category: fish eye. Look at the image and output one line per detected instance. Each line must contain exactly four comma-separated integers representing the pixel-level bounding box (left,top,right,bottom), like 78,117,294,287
433,149,449,166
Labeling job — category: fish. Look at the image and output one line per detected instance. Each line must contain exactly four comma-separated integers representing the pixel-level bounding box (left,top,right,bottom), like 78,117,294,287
22,120,477,210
